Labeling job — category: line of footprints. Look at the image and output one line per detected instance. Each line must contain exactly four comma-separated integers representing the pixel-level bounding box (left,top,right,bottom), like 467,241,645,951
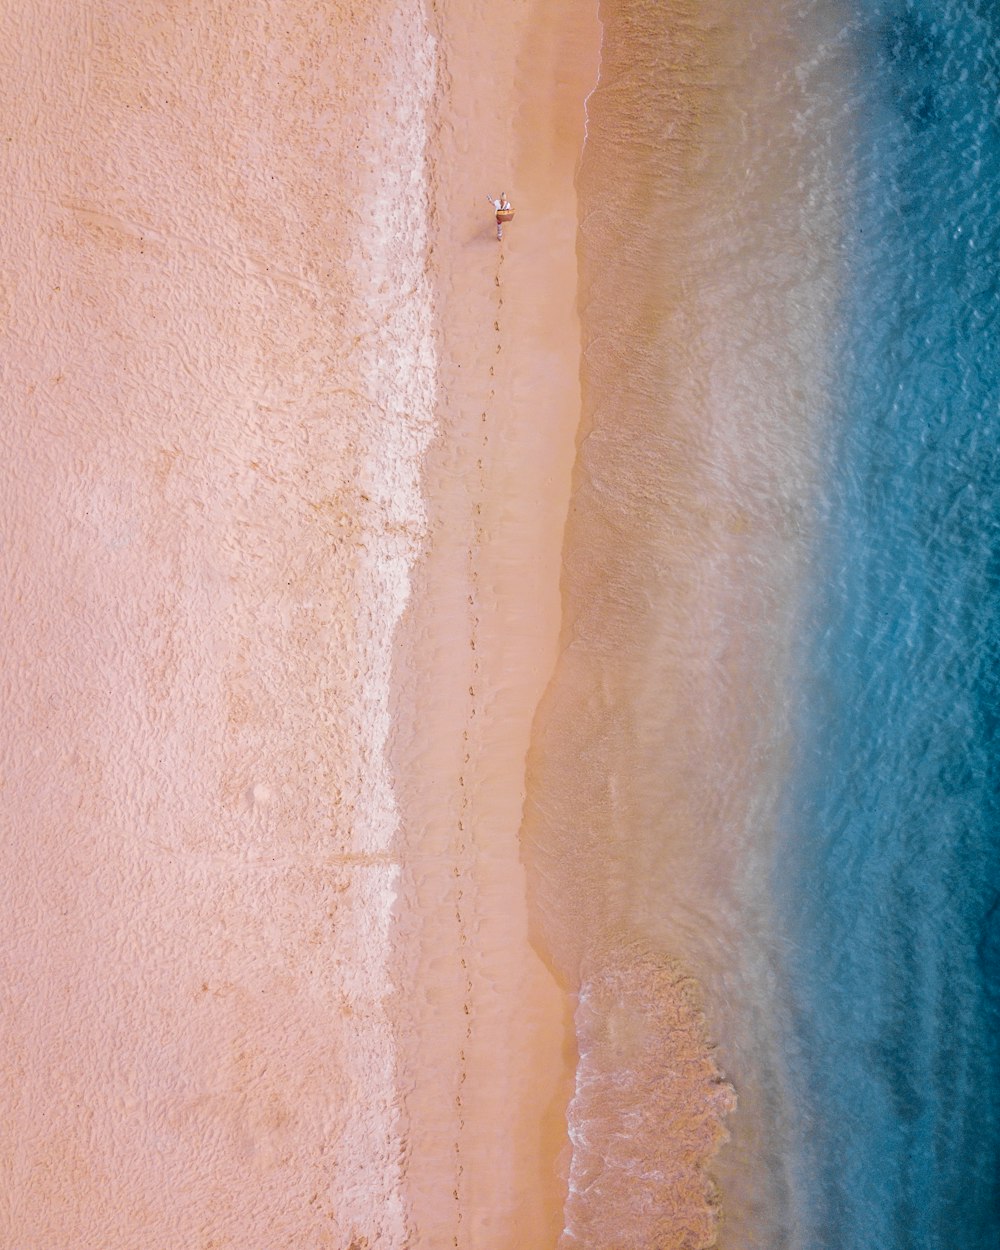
451,250,504,1247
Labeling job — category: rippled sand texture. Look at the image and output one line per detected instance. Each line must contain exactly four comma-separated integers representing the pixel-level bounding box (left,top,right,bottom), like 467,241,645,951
1,2,435,1244
522,1,848,1247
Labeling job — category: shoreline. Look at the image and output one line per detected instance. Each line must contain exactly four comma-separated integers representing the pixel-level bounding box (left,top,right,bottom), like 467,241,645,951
521,2,850,1246
388,1,601,1243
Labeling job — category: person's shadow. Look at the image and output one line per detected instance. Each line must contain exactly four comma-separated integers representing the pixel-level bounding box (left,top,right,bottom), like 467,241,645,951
464,222,503,248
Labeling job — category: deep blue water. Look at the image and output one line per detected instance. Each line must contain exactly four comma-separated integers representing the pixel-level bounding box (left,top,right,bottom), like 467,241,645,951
778,1,1000,1246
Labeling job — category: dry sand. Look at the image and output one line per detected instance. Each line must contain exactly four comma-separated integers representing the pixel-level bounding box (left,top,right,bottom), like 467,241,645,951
2,1,597,1247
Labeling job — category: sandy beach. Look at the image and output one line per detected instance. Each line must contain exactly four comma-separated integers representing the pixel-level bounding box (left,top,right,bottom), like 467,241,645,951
2,1,598,1246
6,4,986,1249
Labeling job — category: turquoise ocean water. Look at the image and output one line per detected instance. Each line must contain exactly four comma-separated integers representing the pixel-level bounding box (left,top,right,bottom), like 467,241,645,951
530,1,1000,1244
777,1,1000,1245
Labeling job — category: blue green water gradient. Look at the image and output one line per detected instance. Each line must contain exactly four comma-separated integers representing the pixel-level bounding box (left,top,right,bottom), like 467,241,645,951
777,2,1000,1245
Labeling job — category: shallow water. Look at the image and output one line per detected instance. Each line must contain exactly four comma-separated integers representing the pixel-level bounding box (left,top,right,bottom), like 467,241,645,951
526,0,1000,1245
526,0,847,1242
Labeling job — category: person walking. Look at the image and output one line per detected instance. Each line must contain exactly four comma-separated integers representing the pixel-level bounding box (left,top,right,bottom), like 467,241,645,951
486,192,514,241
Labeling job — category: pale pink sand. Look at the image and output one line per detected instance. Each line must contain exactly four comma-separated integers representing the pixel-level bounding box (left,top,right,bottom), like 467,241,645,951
1,1,598,1247
2,1,430,1245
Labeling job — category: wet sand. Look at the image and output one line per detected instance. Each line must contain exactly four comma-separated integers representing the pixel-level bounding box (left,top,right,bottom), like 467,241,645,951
2,1,598,1246
389,3,600,1245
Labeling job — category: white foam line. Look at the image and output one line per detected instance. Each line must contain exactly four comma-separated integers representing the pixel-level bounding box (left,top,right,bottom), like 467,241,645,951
354,9,438,862
329,8,439,1243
